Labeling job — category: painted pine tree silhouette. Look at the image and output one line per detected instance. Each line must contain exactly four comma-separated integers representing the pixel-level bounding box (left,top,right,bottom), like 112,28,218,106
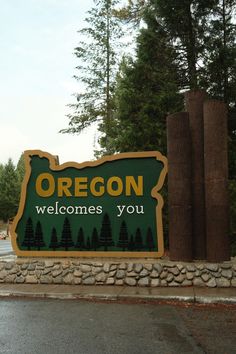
128,234,135,251
146,227,154,251
99,213,113,251
60,217,74,251
49,227,59,251
34,221,45,250
22,217,34,250
117,220,129,251
86,237,91,250
91,228,99,251
135,228,143,251
75,227,85,250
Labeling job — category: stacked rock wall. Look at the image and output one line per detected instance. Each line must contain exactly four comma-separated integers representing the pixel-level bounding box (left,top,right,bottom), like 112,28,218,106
0,258,235,287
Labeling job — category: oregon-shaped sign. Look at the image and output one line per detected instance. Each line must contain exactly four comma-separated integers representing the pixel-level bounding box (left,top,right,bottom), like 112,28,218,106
11,150,167,258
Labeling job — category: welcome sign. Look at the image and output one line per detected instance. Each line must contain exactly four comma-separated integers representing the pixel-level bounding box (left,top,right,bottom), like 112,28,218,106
11,150,167,257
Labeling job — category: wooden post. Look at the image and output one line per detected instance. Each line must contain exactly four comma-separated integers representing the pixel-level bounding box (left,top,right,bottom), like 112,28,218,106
204,100,230,262
185,90,207,260
167,112,193,261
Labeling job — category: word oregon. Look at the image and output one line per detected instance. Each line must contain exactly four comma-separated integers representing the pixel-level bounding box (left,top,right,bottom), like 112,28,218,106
35,174,144,197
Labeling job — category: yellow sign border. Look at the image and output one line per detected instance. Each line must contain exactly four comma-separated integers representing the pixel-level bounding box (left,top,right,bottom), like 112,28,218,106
10,150,167,258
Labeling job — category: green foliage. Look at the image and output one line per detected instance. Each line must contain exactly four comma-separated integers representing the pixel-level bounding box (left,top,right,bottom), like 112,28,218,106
0,159,20,222
61,0,124,155
111,7,183,153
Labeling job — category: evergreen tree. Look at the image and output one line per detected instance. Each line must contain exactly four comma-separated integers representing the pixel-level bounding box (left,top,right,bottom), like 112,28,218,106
112,6,182,153
86,237,91,250
34,221,45,251
22,217,34,250
91,227,100,250
128,234,135,251
100,213,113,251
134,227,143,251
75,227,85,250
60,217,74,251
117,220,129,251
61,0,124,155
0,159,20,222
49,227,59,251
146,227,154,251
16,153,25,187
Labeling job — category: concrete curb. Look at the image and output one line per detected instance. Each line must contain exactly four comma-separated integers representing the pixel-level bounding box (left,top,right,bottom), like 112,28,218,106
0,285,235,304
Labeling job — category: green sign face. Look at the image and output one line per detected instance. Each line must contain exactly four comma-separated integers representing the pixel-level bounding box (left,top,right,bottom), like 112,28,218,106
11,150,167,258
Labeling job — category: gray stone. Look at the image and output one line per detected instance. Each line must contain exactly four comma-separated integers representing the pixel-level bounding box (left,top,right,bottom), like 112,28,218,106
92,266,102,274
176,264,184,271
181,268,186,274
140,269,149,277
116,270,125,279
216,278,230,287
221,269,233,279
201,273,211,282
220,263,231,269
231,278,236,287
168,267,179,276
153,264,163,273
74,278,82,285
74,269,82,277
40,276,52,284
160,271,168,279
9,267,18,274
106,277,115,285
108,270,117,277
25,275,38,284
62,262,70,270
127,263,133,272
144,264,153,271
193,277,205,287
138,277,149,287
166,274,174,282
21,264,28,270
45,260,54,268
134,264,143,273
151,278,160,287
125,277,136,286
63,273,74,284
168,281,180,287
115,279,124,286
206,264,219,272
28,264,36,271
126,271,137,277
119,263,127,270
5,262,14,270
15,276,25,284
196,264,204,270
186,264,196,272
80,264,91,273
150,270,159,278
52,269,63,278
103,263,110,273
182,280,192,286
83,276,95,285
110,264,117,271
5,274,16,283
207,278,217,288
42,268,52,275
160,279,167,286
52,276,63,284
95,272,107,282
0,270,7,279
175,274,185,283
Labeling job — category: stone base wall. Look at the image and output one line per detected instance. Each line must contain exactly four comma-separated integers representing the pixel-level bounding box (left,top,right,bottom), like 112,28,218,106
0,258,236,287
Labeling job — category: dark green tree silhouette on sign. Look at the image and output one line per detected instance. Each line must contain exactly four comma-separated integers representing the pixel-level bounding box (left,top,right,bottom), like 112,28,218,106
49,227,59,251
128,234,135,251
146,227,154,251
86,237,91,250
34,221,45,251
135,228,143,251
100,213,113,251
60,217,74,251
75,227,85,250
22,217,34,250
91,228,99,251
117,220,129,251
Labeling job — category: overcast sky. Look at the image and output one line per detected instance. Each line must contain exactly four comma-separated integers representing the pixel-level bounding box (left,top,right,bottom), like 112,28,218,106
0,0,97,165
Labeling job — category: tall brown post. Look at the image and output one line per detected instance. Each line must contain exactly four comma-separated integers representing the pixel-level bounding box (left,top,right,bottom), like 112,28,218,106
185,90,207,260
204,100,230,262
167,112,193,261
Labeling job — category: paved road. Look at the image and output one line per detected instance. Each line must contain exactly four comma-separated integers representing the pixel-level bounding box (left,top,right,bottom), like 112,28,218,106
0,239,13,256
0,299,235,354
